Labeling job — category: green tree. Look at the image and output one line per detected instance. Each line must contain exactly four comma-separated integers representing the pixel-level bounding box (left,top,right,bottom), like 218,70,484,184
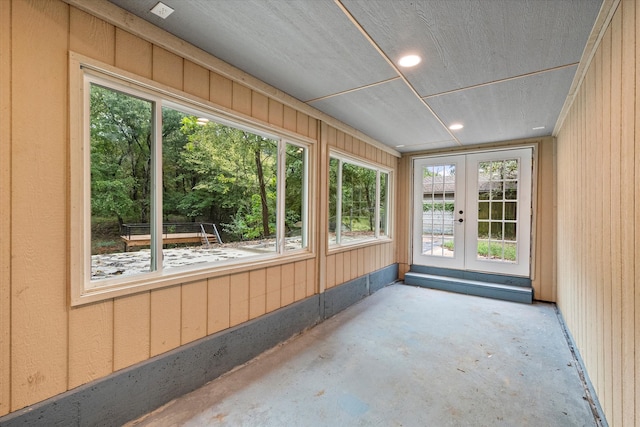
90,84,152,225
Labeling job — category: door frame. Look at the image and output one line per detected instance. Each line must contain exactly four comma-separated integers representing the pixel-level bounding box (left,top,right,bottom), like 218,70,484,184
411,145,537,278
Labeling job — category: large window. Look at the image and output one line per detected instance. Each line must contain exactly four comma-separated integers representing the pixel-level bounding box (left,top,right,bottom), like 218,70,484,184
329,153,391,246
72,68,310,303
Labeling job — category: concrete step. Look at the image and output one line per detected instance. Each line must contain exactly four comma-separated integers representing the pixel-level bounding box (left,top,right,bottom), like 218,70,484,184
404,272,533,304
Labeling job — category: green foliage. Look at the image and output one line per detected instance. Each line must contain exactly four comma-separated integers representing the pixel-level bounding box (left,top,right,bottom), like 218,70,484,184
90,84,304,244
90,84,152,224
341,162,376,231
442,240,516,261
423,201,455,212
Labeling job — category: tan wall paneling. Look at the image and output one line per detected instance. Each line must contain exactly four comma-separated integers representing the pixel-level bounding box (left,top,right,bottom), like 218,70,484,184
350,250,358,281
556,2,640,425
281,263,295,306
249,269,267,320
68,2,116,392
207,275,230,334
635,2,640,424
308,117,318,141
335,252,344,286
210,71,233,109
593,30,605,405
601,24,613,418
0,0,10,416
532,139,556,302
181,280,208,344
150,286,181,357
343,251,351,283
69,7,115,62
265,265,282,312
113,292,151,371
283,105,297,133
153,46,184,89
232,81,252,116
325,254,336,289
344,133,353,153
11,0,70,411
115,29,152,78
396,155,411,279
336,130,345,150
364,246,373,275
268,98,284,127
184,60,209,100
306,258,316,297
620,3,635,425
229,272,249,327
326,126,337,148
294,261,307,302
609,9,623,426
68,303,114,389
296,112,309,138
251,91,269,123
357,248,365,277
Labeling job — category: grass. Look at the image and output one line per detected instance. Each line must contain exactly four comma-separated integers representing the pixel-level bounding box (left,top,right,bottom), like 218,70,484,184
442,240,516,261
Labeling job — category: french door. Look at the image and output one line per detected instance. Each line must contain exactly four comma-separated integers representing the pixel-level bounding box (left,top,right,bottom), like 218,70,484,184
412,148,532,277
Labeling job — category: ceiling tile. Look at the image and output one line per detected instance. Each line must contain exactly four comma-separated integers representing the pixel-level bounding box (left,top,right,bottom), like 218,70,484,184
309,79,454,148
426,65,578,145
109,0,396,102
343,0,601,96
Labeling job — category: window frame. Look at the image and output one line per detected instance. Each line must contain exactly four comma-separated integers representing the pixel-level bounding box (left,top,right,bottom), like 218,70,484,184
70,53,314,306
328,150,393,250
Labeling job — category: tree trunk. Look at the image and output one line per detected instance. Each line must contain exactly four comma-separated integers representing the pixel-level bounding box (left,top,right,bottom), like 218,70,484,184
364,182,374,231
254,149,270,237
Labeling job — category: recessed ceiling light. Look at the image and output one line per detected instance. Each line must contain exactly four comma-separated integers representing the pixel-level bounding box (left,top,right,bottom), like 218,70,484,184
396,144,405,148
532,126,545,130
150,2,174,19
398,55,421,68
449,123,464,130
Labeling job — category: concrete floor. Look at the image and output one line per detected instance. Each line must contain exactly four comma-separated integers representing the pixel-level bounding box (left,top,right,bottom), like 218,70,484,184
127,284,600,427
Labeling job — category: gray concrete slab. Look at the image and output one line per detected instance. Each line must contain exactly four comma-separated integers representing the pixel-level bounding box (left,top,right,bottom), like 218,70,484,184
127,285,599,427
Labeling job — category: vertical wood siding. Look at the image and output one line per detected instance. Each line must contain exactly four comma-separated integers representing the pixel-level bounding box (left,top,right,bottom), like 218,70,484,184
0,0,399,415
556,2,637,425
0,0,12,416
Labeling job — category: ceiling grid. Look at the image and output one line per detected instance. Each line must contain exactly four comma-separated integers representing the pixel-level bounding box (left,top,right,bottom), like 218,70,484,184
106,0,603,152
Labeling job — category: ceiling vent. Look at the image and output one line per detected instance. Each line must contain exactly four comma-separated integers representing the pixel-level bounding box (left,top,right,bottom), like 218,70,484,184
150,2,174,19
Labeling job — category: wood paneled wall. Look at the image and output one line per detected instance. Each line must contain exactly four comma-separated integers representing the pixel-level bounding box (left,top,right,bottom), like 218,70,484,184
0,0,11,417
556,2,637,426
0,0,398,415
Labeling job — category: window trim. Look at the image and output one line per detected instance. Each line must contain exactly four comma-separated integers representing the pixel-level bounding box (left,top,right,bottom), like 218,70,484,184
70,52,314,306
328,150,393,251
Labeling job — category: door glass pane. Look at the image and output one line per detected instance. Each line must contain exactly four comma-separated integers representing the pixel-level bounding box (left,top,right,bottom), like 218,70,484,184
476,158,519,263
90,84,154,281
421,164,456,257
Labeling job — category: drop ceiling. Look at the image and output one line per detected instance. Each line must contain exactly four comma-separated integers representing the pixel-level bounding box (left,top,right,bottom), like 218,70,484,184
108,0,603,153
